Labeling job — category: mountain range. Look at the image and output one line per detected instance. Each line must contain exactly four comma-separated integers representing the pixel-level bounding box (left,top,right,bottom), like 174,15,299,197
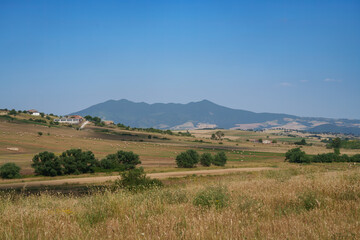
71,99,360,135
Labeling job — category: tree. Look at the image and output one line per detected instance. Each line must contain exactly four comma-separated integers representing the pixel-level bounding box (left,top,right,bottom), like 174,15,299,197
0,163,21,179
40,112,45,118
213,151,227,166
176,150,199,168
38,132,43,136
284,148,310,163
295,139,307,145
60,149,98,175
331,137,342,149
8,109,17,116
211,131,225,140
101,151,141,170
84,115,93,121
32,151,63,176
115,167,163,191
200,153,212,167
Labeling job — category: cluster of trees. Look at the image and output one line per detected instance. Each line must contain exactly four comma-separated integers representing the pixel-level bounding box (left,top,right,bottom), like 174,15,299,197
176,150,227,168
84,115,105,126
211,131,225,140
294,139,308,146
323,137,360,150
285,147,360,164
31,149,141,176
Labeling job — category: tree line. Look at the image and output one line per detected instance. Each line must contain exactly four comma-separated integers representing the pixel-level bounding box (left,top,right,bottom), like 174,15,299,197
285,147,360,164
0,149,228,179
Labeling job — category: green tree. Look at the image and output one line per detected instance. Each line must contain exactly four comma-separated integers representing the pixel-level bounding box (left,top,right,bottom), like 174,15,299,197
295,139,307,145
38,132,43,136
331,137,342,149
176,150,199,168
115,167,163,191
100,151,141,170
60,149,98,175
40,112,45,118
213,151,227,166
0,163,21,179
200,153,212,167
32,151,63,176
8,109,17,116
285,148,310,163
84,115,93,121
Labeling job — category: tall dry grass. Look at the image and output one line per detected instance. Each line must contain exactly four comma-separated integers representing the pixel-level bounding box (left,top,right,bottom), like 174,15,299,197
0,166,359,239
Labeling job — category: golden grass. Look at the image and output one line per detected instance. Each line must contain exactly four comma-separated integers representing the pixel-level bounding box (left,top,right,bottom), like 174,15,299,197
0,165,359,239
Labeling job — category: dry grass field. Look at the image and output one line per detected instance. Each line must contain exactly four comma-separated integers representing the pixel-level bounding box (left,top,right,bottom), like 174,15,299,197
0,165,359,239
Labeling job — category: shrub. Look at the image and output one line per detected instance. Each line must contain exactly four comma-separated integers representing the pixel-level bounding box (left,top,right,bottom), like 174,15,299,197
38,132,43,136
115,167,163,191
100,151,141,170
32,151,63,176
351,154,360,162
193,186,229,209
285,148,310,163
60,149,98,175
200,153,212,167
294,139,307,145
0,163,21,179
213,151,227,166
175,150,199,168
298,191,321,211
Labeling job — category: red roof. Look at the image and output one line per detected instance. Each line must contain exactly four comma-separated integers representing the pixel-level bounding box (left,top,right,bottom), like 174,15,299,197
68,115,84,119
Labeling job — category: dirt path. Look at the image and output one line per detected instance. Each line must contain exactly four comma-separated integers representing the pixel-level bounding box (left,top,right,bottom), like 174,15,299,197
0,167,273,189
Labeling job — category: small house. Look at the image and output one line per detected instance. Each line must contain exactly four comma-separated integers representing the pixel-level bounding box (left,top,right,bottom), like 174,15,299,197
28,109,40,116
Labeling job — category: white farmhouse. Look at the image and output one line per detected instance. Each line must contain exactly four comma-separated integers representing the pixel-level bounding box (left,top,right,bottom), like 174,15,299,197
28,109,40,116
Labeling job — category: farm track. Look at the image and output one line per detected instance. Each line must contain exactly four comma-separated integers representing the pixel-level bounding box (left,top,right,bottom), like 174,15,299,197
0,167,273,189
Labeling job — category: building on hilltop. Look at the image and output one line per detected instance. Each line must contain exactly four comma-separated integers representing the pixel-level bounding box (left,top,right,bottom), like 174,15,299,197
102,120,114,125
54,115,84,124
28,109,40,116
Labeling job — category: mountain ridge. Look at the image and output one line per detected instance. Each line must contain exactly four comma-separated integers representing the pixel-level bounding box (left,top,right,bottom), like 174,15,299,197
71,99,360,135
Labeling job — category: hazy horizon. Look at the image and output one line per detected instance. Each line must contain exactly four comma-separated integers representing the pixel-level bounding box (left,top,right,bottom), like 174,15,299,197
1,1,359,119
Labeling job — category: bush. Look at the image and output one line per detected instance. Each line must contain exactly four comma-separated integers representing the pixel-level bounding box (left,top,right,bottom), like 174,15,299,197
351,154,360,162
60,149,98,175
115,167,163,191
38,132,43,136
213,151,227,166
32,151,63,176
285,148,310,163
200,153,212,167
193,186,229,209
100,151,141,170
175,150,199,168
294,139,307,145
0,163,21,179
298,191,321,211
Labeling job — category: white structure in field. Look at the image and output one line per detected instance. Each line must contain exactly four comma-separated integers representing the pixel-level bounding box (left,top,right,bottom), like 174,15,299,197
28,109,40,116
262,140,272,144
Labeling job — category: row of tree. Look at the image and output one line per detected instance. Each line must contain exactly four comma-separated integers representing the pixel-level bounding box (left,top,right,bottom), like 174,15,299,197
31,149,141,176
176,150,227,168
285,147,360,164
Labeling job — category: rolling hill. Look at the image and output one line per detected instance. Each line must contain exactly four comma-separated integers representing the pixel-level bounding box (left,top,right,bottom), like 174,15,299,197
71,99,360,135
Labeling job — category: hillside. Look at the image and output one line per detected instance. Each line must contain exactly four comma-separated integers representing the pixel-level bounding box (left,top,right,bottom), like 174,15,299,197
71,99,360,135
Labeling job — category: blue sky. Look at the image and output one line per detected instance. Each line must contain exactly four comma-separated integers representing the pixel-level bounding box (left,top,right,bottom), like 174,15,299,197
0,0,359,119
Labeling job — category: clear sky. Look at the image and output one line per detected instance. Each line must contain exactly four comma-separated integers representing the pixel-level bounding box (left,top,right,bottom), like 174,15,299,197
1,0,359,119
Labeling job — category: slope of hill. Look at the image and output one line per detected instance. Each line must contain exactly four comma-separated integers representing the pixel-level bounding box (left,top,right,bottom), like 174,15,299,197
71,99,360,135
